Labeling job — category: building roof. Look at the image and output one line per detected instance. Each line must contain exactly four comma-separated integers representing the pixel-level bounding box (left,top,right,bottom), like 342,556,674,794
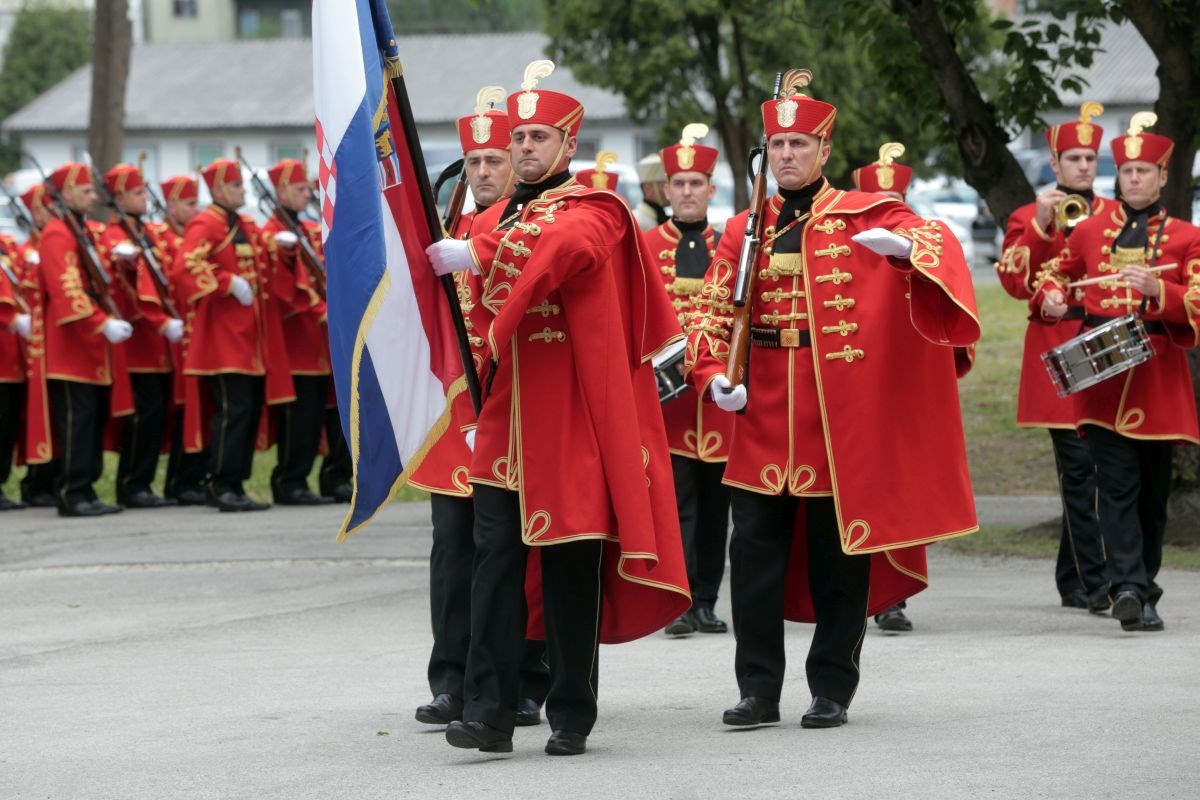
2,32,630,134
1053,20,1156,108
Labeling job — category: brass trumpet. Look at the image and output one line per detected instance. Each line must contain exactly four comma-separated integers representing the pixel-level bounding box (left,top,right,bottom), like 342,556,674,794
1055,194,1091,230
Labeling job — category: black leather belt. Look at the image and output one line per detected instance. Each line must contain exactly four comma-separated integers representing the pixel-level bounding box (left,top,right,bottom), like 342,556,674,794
749,326,811,349
1063,307,1085,321
1083,313,1167,336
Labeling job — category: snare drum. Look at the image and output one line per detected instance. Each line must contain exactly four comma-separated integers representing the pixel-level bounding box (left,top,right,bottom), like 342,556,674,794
1041,314,1155,397
652,340,688,404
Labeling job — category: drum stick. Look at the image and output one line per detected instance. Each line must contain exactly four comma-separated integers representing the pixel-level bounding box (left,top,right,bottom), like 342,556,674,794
1067,263,1178,289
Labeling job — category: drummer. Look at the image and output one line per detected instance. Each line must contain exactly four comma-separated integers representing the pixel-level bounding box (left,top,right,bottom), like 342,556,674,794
1034,113,1200,633
641,124,732,637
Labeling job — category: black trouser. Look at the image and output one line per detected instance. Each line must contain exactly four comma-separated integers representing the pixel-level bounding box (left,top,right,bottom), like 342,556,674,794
672,455,731,608
1048,427,1107,598
116,372,170,500
207,374,263,496
49,380,109,507
21,461,61,502
1082,425,1173,605
271,374,325,496
428,492,550,703
0,382,21,486
319,406,353,495
464,485,601,736
730,491,870,708
164,409,209,498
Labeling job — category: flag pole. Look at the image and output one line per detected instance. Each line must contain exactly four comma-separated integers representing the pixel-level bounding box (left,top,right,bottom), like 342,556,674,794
382,55,483,416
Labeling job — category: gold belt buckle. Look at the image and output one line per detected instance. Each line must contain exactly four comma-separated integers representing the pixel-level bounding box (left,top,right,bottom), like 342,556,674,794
780,328,800,348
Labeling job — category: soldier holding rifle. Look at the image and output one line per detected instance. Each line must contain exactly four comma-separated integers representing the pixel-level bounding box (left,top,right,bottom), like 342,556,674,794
35,162,133,516
686,70,979,729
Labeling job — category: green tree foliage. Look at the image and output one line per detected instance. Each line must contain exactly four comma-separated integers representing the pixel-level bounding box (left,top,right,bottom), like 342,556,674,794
543,0,989,205
0,3,93,173
388,0,542,33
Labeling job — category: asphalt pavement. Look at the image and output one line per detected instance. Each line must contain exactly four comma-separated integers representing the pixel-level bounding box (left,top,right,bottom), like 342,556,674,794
3,498,1197,799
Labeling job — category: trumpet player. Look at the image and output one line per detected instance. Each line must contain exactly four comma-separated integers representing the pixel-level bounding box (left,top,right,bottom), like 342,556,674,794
995,103,1111,613
1033,115,1200,633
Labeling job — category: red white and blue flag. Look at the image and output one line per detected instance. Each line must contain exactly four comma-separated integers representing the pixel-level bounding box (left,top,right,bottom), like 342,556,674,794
313,0,466,539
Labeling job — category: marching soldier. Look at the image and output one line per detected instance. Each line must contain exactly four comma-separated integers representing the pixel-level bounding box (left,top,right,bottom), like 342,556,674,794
0,232,30,510
634,153,670,230
574,151,619,192
642,124,733,637
174,158,290,512
156,174,209,505
408,87,549,730
38,163,134,516
102,163,183,508
1035,114,1200,633
997,103,1111,612
687,70,979,729
260,158,334,506
425,61,690,756
16,184,59,507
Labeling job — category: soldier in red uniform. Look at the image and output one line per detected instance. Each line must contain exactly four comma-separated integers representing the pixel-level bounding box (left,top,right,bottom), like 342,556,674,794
641,124,732,637
425,62,690,756
38,163,134,516
174,158,286,512
156,175,209,505
259,159,334,506
409,87,549,729
997,103,1111,612
0,232,30,509
101,164,183,508
573,151,619,192
687,71,979,729
1035,114,1200,633
15,185,59,507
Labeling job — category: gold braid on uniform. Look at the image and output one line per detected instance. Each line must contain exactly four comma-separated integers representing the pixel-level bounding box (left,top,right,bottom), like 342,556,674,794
1035,255,1069,291
183,241,219,301
892,219,944,270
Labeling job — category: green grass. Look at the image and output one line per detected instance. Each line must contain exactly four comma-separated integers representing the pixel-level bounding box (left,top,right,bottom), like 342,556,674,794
946,523,1200,571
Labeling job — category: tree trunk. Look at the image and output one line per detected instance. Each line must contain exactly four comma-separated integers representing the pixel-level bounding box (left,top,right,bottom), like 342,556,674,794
892,0,1033,226
88,0,131,174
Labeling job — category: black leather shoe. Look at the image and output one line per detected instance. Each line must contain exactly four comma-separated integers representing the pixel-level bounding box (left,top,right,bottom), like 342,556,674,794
415,693,463,725
120,490,176,509
722,696,780,726
58,499,108,517
1060,590,1089,609
664,612,695,637
1112,590,1142,627
545,730,587,756
445,720,512,753
515,697,541,727
323,483,353,503
0,494,27,510
23,491,58,508
174,488,209,506
874,604,913,632
274,488,334,506
1141,602,1164,632
95,500,124,514
1087,588,1112,615
692,605,728,634
212,491,271,512
801,696,848,729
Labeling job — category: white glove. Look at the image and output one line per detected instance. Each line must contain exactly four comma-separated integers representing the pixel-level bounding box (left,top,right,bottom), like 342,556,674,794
851,228,913,259
465,429,476,452
425,238,475,276
12,313,31,338
274,231,299,250
24,251,40,266
229,274,254,306
162,318,184,343
101,318,133,344
113,241,139,261
710,373,747,413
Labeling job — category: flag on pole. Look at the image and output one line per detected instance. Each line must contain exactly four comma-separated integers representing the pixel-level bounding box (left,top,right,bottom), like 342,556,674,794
313,0,466,540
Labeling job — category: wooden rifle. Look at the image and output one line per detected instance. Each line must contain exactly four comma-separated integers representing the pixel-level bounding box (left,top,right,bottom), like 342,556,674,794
87,159,181,320
25,154,123,320
235,147,327,299
138,152,183,236
439,158,468,237
726,71,783,388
